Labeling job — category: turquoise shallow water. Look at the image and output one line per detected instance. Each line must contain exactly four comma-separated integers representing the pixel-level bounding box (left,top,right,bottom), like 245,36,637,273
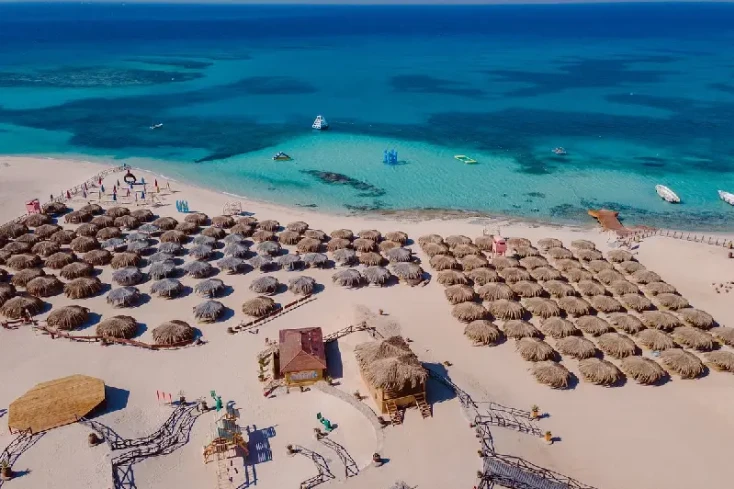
1,3,734,229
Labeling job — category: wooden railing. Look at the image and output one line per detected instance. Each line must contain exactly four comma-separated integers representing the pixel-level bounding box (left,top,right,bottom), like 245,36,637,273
33,325,196,350
230,295,316,334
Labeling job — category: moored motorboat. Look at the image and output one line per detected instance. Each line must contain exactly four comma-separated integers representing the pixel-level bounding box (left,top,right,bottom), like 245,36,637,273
552,147,567,155
272,152,292,161
150,123,163,130
718,190,734,206
454,155,478,164
655,185,680,203
312,115,329,130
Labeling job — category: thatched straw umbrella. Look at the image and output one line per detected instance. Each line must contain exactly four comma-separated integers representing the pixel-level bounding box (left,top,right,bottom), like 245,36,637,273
32,241,61,258
10,268,45,287
202,227,226,240
26,275,63,297
96,227,122,241
353,238,376,253
704,351,734,373
242,296,277,317
597,332,637,358
453,244,480,259
492,256,519,271
153,216,178,230
212,215,236,229
23,213,51,228
594,269,623,285
284,221,308,234
575,315,613,336
464,320,502,346
556,336,597,359
644,281,677,296
175,221,198,235
331,229,354,240
525,298,561,319
42,201,67,215
607,249,633,263
477,283,514,301
250,276,279,295
457,255,485,273
238,217,259,227
223,233,247,245
230,224,254,237
576,280,606,297
515,246,541,258
91,215,114,228
184,212,208,225
115,215,140,230
474,235,494,252
126,240,151,254
359,252,384,267
326,238,352,252
296,238,321,253
106,286,140,307
510,280,544,298
546,247,574,260
579,358,624,386
148,252,173,264
423,242,450,257
609,279,639,295
537,238,563,250
607,313,645,334
678,308,714,329
544,280,576,298
193,300,225,323
223,242,250,259
112,267,143,286
444,285,475,304
620,293,653,312
391,263,424,284
363,266,392,286
507,237,531,249
385,247,413,264
540,317,578,338
631,269,662,284
0,222,29,239
82,249,111,266
8,253,42,271
333,248,357,267
150,278,184,298
429,254,459,271
586,259,612,273
153,320,195,345
488,300,524,320
671,327,714,351
64,210,92,224
0,283,15,305
192,235,216,247
503,320,540,339
102,238,126,251
131,209,154,222
70,236,100,253
105,206,129,218
620,356,666,384
332,269,362,288
1,295,44,318
575,249,603,262
304,229,327,241
278,230,302,245
445,235,471,248
189,244,214,261
257,220,279,232
557,296,591,316
418,234,443,247
655,293,689,310
517,338,555,361
617,260,645,274
47,305,89,330
274,254,301,271
194,278,225,298
16,233,41,245
529,266,562,281
562,268,593,283
519,256,548,270
158,242,183,255
35,224,62,240
111,252,141,270
184,260,215,278
248,255,274,272
218,256,246,274
660,348,704,379
499,267,531,283
64,277,103,299
97,315,138,339
589,295,623,313
149,260,177,280
76,223,100,238
635,329,675,351
252,230,276,243
531,361,571,389
356,230,380,243
452,302,487,322
554,259,581,272
289,276,316,296
467,267,499,285
4,241,32,255
571,239,596,250
437,270,469,286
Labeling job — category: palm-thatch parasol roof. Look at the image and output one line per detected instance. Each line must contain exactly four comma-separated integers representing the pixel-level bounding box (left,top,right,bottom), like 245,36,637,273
607,313,645,334
571,239,596,250
26,275,63,297
46,305,89,331
589,295,623,313
304,229,327,241
45,251,78,270
477,283,515,301
655,293,689,310
444,285,476,304
102,238,126,251
112,267,144,286
64,210,92,224
562,268,593,283
507,237,531,249
130,209,154,222
620,356,666,385
34,224,63,240
353,335,416,365
379,241,400,254
464,320,502,345
184,212,209,225
114,215,140,230
1,295,45,318
620,293,653,312
257,219,280,232
96,227,122,240
609,279,639,295
586,259,613,273
96,315,138,339
91,215,115,228
437,270,469,286
660,348,705,379
428,254,458,271
285,221,309,234
4,241,32,255
127,232,148,243
252,229,276,243
153,216,178,230
201,227,226,240
150,278,184,298
0,222,29,239
230,223,254,237
517,338,555,361
111,252,141,270
153,320,195,345
422,242,450,257
607,249,634,263
544,280,576,298
10,268,45,287
492,256,519,270
212,215,236,229
175,221,198,235
250,276,279,295
386,247,413,263
42,201,67,215
218,256,247,274
503,320,540,339
149,260,177,280
288,276,316,295
525,298,561,319
474,235,494,252
557,296,591,316
193,300,225,323
556,335,597,359
358,354,427,393
499,267,531,283
488,300,524,320
0,283,16,305
223,242,250,258
242,296,277,317
8,253,42,270
16,233,41,245
332,269,363,288
76,223,100,238
418,234,443,247
158,242,184,255
510,280,544,298
296,238,321,253
644,281,677,296
677,308,714,329
105,206,130,218
23,213,52,228
445,235,472,248
70,236,100,253
579,358,624,386
331,229,354,240
575,249,603,262
711,327,734,346
363,266,392,286
353,238,377,253
575,315,613,336
193,278,225,298
278,230,302,245
64,277,103,299
238,216,259,226
32,241,61,258
631,269,662,284
189,244,214,261
452,244,480,259
82,249,111,266
594,269,624,285
459,254,487,272
391,262,424,284
126,240,151,254
531,361,571,389
554,258,581,272
359,252,384,267
223,233,247,245
519,256,548,270
148,252,174,264
704,351,734,373
617,260,645,274
332,248,357,267
597,332,638,358
576,280,607,297
671,327,714,351
274,254,302,271
248,254,274,272
529,266,562,282
546,247,574,260
540,317,578,338
380,231,406,245
635,329,675,351
537,238,563,250
514,246,541,258
468,267,499,285
327,238,352,252
452,302,487,322
357,229,381,243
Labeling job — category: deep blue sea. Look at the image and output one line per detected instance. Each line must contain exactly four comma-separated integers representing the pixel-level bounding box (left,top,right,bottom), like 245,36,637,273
1,2,734,229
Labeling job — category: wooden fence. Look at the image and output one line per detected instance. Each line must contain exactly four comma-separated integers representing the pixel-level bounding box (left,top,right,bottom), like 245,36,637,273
33,325,196,350
230,295,316,334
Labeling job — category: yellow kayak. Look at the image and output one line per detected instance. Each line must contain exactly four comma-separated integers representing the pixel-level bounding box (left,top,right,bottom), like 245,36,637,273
454,155,477,164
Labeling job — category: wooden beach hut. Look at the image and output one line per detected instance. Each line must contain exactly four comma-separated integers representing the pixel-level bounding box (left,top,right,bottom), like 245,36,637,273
278,327,327,386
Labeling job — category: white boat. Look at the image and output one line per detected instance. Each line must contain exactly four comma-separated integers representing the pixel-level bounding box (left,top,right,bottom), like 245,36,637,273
718,190,734,206
312,115,329,130
150,123,163,130
655,185,680,203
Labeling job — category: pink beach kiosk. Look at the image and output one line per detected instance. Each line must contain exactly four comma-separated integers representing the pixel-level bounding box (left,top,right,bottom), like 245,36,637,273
25,199,41,214
493,236,507,256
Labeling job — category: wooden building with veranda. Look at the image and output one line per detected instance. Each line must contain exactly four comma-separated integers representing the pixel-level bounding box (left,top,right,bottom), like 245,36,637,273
278,327,327,386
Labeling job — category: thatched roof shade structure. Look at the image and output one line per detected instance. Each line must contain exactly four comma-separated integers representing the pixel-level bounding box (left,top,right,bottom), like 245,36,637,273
357,229,381,243
331,229,354,240
492,256,519,270
32,241,61,258
660,348,704,379
42,201,67,215
70,236,100,253
544,280,576,298
238,216,259,226
97,315,138,338
514,246,541,258
111,252,141,270
645,281,677,296
576,315,613,336
149,260,177,280
138,223,161,236
531,361,571,389
194,237,217,249
445,235,471,248
519,256,548,270
64,210,92,224
189,244,214,261
212,215,236,229
102,238,126,251
230,223,254,237
153,216,178,230
517,338,555,361
23,213,52,228
363,266,392,286
296,237,321,253
704,351,734,373
423,242,450,257
618,260,645,274
453,244,480,259
656,293,689,310
631,269,662,284
571,239,596,250
223,242,250,259
595,269,625,285
275,254,303,271
286,221,309,234
258,219,281,232
576,280,607,297
332,269,363,288
0,222,29,239
131,208,154,222
175,221,198,235
356,353,427,402
554,259,582,273
252,229,276,243
158,242,183,256
540,317,578,338
538,238,563,250
114,215,140,230
193,300,225,323
223,233,247,245
607,313,645,334
507,237,531,249
468,267,500,285
304,229,327,241
429,254,459,271
10,268,45,287
597,332,638,358
8,253,42,271
1,295,45,318
478,283,515,301
556,336,597,359
379,241,400,254
579,358,624,386
460,254,487,272
635,329,675,351
384,231,407,245
333,248,357,267
218,256,246,274
557,296,591,316
678,308,715,329
126,240,151,254
150,278,184,298
503,320,540,339
0,283,16,305
16,233,41,245
574,249,603,262
112,267,143,286
586,259,612,273
437,270,469,286
547,247,574,260
488,299,524,320
386,247,413,263
452,302,487,322
148,252,173,264
153,320,196,345
525,298,561,319
353,238,377,253
250,276,279,295
672,327,714,351
391,262,424,284
47,305,89,330
202,227,226,240
589,295,623,313
4,241,31,255
82,249,112,266
609,279,639,295
105,206,129,218
327,238,352,252
563,268,593,282
106,287,141,307
96,227,122,241
27,275,63,297
248,255,274,272
46,251,77,271
464,320,503,346
474,235,494,251
418,234,443,247
242,296,277,317
510,280,544,298
64,277,103,299
711,326,734,346
289,276,316,296
184,212,208,225
607,249,634,263
91,215,115,228
444,285,476,304
35,224,63,240
279,230,302,245
76,223,100,238
620,293,653,312
359,252,384,267
499,267,531,283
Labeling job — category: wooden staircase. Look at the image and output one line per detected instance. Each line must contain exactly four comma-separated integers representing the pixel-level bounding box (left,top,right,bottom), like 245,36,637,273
414,393,432,419
385,400,403,425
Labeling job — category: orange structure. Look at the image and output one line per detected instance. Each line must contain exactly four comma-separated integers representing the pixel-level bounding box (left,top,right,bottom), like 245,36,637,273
588,208,630,236
203,408,248,464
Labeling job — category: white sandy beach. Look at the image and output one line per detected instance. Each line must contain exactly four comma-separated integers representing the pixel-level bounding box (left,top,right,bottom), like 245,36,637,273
1,155,734,489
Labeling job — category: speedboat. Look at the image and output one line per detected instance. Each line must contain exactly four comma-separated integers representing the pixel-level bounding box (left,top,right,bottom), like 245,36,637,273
454,155,478,164
150,123,163,130
312,115,329,130
272,152,292,161
718,190,734,206
655,185,680,203
552,147,567,156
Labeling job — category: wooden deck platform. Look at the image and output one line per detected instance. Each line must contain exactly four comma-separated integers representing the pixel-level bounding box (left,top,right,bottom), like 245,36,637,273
588,208,629,236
